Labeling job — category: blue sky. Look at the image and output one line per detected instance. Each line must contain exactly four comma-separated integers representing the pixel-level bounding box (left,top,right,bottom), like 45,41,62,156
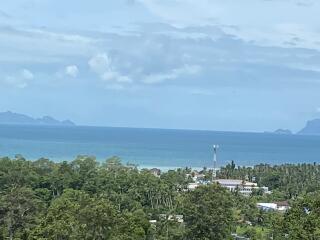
1,0,320,132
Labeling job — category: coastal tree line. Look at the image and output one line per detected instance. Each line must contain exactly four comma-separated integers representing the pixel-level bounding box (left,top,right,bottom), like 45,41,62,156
0,156,320,239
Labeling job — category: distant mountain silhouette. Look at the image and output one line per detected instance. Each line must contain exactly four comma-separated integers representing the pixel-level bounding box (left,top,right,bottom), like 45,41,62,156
298,119,320,135
273,129,292,135
0,111,75,126
264,129,292,135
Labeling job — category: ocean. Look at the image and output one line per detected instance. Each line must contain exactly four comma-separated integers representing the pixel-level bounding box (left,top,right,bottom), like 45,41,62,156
0,124,319,168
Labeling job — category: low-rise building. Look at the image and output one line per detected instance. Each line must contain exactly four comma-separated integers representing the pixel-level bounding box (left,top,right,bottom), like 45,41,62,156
187,178,269,196
168,215,184,223
231,233,250,240
150,168,161,177
191,170,205,182
257,201,290,212
159,214,184,223
275,201,290,212
187,182,200,190
214,179,269,196
257,203,278,211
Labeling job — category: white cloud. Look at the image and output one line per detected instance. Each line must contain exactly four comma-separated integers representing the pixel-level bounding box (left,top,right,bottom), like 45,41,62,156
142,64,201,84
101,71,132,83
21,69,34,80
25,28,96,45
4,76,27,88
88,53,132,86
139,0,320,50
88,53,111,74
88,53,202,86
0,26,97,64
1,68,34,88
65,65,79,78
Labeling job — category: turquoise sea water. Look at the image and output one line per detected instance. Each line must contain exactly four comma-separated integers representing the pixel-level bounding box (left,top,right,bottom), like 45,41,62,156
0,124,319,168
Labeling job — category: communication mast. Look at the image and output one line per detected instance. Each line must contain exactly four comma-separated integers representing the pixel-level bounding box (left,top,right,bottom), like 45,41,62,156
212,145,219,181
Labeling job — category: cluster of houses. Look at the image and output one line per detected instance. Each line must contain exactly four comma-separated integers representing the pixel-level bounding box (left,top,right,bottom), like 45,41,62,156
187,172,271,197
187,179,270,196
149,168,271,197
213,179,270,196
147,166,289,238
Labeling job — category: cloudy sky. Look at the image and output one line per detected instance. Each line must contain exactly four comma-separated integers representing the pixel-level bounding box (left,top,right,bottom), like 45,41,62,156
1,0,320,132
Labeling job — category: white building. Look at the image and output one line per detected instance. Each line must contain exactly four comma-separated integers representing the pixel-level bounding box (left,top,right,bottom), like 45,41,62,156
187,182,199,190
149,168,161,177
159,214,184,223
275,201,290,212
257,201,290,212
214,179,269,196
257,203,278,211
168,215,184,223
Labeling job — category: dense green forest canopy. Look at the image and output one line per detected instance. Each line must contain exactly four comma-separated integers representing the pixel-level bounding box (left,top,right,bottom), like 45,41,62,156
0,156,319,239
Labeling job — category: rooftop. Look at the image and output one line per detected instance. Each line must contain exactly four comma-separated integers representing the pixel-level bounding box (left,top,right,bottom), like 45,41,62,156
214,179,257,186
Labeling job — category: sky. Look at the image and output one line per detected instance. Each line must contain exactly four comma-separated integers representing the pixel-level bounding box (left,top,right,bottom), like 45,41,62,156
1,0,320,132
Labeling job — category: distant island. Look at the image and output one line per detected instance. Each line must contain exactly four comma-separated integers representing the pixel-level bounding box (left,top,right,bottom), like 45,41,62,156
297,119,320,135
264,129,293,135
268,119,320,136
273,129,293,135
0,111,75,126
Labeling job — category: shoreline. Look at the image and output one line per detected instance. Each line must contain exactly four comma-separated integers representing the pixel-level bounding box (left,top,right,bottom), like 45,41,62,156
0,155,305,171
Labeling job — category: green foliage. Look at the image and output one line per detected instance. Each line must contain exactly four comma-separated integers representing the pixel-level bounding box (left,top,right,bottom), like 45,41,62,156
30,189,120,239
0,187,44,239
0,156,181,239
152,219,185,240
1,157,320,239
280,191,320,239
182,184,234,240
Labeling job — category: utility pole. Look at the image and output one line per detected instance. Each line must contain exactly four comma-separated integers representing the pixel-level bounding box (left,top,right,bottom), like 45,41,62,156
212,145,219,182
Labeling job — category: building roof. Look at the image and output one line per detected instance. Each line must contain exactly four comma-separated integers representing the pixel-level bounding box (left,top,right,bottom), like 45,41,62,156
243,181,258,187
214,179,243,185
274,201,289,207
257,203,278,210
188,183,199,190
149,168,161,175
150,168,161,172
214,179,257,187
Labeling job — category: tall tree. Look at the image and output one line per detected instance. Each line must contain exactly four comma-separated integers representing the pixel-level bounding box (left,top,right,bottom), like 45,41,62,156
181,184,234,240
0,187,43,240
281,192,320,239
